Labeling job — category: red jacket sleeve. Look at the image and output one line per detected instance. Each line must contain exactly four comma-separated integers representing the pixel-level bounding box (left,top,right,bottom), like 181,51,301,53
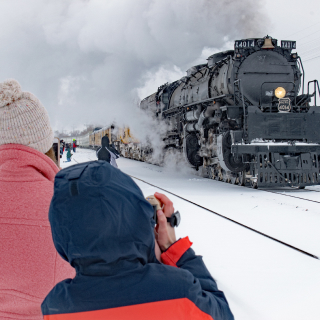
161,237,234,320
161,236,192,267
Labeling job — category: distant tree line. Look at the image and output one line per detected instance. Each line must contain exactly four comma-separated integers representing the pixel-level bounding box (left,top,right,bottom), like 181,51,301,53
54,124,97,138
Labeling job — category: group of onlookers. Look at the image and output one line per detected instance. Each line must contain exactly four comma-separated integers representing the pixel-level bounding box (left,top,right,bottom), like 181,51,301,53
60,141,74,162
0,79,234,320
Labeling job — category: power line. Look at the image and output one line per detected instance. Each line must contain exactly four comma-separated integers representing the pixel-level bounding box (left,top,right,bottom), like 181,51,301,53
284,21,320,38
303,54,320,62
295,28,320,42
299,36,320,47
296,37,320,54
299,44,320,55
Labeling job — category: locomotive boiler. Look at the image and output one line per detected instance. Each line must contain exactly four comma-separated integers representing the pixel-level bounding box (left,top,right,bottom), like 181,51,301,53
140,36,320,188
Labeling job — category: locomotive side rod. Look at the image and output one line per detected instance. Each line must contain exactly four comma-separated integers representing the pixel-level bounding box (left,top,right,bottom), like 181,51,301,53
130,175,319,260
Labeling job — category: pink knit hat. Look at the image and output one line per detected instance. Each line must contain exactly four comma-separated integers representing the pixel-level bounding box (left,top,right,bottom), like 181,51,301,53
0,79,53,154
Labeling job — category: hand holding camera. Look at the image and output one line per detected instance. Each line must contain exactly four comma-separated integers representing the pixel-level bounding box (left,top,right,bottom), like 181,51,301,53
146,192,179,252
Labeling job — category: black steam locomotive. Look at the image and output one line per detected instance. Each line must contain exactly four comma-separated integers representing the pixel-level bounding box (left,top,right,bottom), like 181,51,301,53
140,36,320,188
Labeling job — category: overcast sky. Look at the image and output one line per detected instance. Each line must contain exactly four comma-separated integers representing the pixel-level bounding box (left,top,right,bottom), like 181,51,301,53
0,0,319,137
265,0,320,83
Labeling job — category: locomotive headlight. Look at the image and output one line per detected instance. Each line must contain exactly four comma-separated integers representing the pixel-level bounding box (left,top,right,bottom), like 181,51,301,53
275,87,286,98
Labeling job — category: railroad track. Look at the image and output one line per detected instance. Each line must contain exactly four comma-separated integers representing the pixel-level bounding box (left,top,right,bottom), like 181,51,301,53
255,188,320,205
74,155,320,204
74,155,320,205
69,154,319,259
130,174,319,261
305,188,320,193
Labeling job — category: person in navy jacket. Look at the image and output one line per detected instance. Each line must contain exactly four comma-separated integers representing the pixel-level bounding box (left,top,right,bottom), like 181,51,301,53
42,160,234,320
96,135,120,168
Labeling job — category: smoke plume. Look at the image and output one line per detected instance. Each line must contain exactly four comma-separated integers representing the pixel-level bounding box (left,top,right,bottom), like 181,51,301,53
0,0,268,139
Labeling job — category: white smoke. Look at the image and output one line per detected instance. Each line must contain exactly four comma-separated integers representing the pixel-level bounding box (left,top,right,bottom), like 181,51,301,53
137,66,185,101
0,0,268,137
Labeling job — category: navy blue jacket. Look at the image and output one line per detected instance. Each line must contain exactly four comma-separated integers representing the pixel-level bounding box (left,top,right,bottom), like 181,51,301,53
41,161,234,320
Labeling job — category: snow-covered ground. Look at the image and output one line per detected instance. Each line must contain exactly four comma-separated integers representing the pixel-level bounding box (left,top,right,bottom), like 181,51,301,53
61,149,320,320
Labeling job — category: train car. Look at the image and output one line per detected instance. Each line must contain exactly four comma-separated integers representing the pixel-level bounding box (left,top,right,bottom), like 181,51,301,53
117,127,144,160
63,127,113,149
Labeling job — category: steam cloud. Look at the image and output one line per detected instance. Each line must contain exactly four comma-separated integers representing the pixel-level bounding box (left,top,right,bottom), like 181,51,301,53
0,0,268,140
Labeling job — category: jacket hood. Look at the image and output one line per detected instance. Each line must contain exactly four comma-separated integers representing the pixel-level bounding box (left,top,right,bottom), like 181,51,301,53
49,161,157,275
0,144,58,182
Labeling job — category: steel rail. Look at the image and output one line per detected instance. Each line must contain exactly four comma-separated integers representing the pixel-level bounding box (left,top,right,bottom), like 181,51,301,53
258,188,320,204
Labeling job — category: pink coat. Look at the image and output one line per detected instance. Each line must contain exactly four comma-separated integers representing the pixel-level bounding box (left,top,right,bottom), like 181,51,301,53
0,144,75,320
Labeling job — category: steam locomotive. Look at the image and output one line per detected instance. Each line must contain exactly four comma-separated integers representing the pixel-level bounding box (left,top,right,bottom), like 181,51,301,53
68,36,320,188
139,36,320,188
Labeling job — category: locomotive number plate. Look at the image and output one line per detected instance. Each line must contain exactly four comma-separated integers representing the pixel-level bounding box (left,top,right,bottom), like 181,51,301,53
278,98,291,112
235,40,255,49
281,41,296,49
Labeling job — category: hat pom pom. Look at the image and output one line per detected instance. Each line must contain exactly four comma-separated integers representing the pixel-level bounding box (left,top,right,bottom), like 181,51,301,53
0,79,23,108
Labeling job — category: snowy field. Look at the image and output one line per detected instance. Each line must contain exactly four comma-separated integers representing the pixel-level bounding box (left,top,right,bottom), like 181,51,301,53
61,148,320,320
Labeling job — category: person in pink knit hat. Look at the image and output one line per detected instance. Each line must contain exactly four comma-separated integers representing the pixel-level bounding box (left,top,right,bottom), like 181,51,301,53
0,79,75,320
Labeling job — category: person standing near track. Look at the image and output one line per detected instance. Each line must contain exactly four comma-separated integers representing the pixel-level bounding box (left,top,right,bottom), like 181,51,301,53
60,140,64,155
0,79,75,320
66,145,73,162
41,160,234,320
96,135,120,168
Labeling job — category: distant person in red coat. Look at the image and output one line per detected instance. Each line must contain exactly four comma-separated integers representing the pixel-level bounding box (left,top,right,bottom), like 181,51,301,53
73,139,76,152
0,79,75,320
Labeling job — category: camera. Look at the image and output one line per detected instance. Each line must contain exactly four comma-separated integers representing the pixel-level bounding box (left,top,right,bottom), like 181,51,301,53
145,195,181,227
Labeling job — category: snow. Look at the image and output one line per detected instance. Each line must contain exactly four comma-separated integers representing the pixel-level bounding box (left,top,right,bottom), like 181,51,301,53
61,148,320,320
249,140,320,146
